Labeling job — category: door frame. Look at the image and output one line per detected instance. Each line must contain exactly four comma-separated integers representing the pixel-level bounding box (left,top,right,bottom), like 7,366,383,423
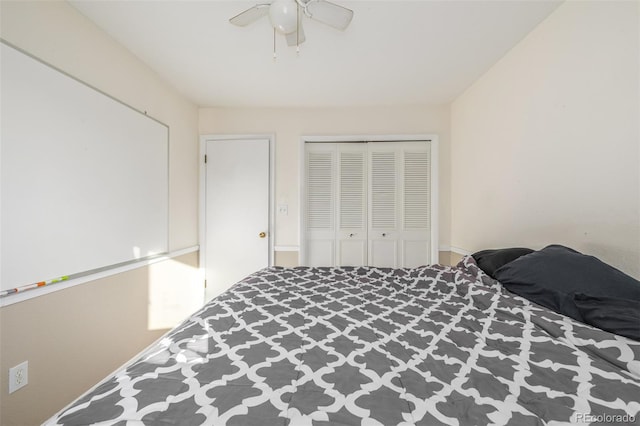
199,134,275,291
299,134,439,266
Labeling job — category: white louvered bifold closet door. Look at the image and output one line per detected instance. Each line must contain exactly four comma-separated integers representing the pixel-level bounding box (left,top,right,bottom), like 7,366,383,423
305,143,336,266
402,145,431,267
337,144,367,266
368,144,398,267
304,141,431,267
368,141,431,268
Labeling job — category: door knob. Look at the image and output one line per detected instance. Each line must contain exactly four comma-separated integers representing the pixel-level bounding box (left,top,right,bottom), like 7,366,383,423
259,232,267,238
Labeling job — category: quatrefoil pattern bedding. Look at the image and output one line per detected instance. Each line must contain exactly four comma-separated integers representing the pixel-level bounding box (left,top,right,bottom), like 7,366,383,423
48,257,640,425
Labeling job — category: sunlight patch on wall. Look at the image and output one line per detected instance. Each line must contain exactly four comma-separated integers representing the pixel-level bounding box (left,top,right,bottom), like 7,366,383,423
147,257,203,331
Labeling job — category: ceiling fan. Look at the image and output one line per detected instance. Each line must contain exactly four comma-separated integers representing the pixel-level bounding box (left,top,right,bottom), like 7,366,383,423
230,0,354,48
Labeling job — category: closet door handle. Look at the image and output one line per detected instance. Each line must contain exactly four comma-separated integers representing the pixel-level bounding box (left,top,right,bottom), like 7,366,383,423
381,233,387,237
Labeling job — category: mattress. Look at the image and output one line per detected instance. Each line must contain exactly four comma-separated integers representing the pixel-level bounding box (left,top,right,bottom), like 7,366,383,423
47,257,640,425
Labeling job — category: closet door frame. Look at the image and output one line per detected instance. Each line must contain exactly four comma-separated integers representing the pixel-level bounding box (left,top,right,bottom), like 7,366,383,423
299,134,439,266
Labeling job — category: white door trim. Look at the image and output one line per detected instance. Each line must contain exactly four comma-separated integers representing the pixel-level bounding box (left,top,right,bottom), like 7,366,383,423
199,134,275,293
299,134,439,266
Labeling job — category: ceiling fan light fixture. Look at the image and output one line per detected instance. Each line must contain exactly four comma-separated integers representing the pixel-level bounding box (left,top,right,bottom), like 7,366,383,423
229,0,353,50
269,0,298,34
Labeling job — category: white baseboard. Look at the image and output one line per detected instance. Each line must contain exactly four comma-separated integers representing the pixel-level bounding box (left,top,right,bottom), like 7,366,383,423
449,246,472,256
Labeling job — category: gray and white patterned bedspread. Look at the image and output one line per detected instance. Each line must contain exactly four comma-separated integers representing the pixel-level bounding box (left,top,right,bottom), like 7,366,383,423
48,257,640,425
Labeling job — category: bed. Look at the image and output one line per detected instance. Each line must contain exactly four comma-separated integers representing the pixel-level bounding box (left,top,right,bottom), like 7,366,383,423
46,249,640,425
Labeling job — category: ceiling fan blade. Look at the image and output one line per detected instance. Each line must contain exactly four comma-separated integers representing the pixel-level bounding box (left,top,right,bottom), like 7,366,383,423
229,4,270,27
305,0,353,31
285,11,306,46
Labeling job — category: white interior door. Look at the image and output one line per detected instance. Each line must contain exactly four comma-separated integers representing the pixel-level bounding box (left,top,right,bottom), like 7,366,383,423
204,138,270,300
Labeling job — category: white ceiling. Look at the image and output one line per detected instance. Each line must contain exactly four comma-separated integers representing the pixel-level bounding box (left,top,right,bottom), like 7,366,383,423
69,0,562,108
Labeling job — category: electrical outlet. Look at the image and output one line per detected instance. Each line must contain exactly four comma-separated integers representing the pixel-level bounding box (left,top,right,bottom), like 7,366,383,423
278,204,288,216
9,361,28,393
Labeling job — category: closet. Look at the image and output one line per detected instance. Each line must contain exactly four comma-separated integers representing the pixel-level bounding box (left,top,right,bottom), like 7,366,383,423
303,140,436,268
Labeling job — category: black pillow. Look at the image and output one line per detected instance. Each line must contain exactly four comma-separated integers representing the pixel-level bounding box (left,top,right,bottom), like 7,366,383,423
472,247,534,279
493,244,640,323
573,294,640,341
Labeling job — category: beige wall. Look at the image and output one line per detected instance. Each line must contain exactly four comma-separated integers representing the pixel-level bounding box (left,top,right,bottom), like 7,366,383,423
0,252,201,426
451,0,640,278
0,2,200,424
199,106,452,255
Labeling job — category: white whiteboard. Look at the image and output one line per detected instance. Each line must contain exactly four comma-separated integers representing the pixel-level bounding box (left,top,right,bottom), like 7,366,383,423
1,41,169,291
